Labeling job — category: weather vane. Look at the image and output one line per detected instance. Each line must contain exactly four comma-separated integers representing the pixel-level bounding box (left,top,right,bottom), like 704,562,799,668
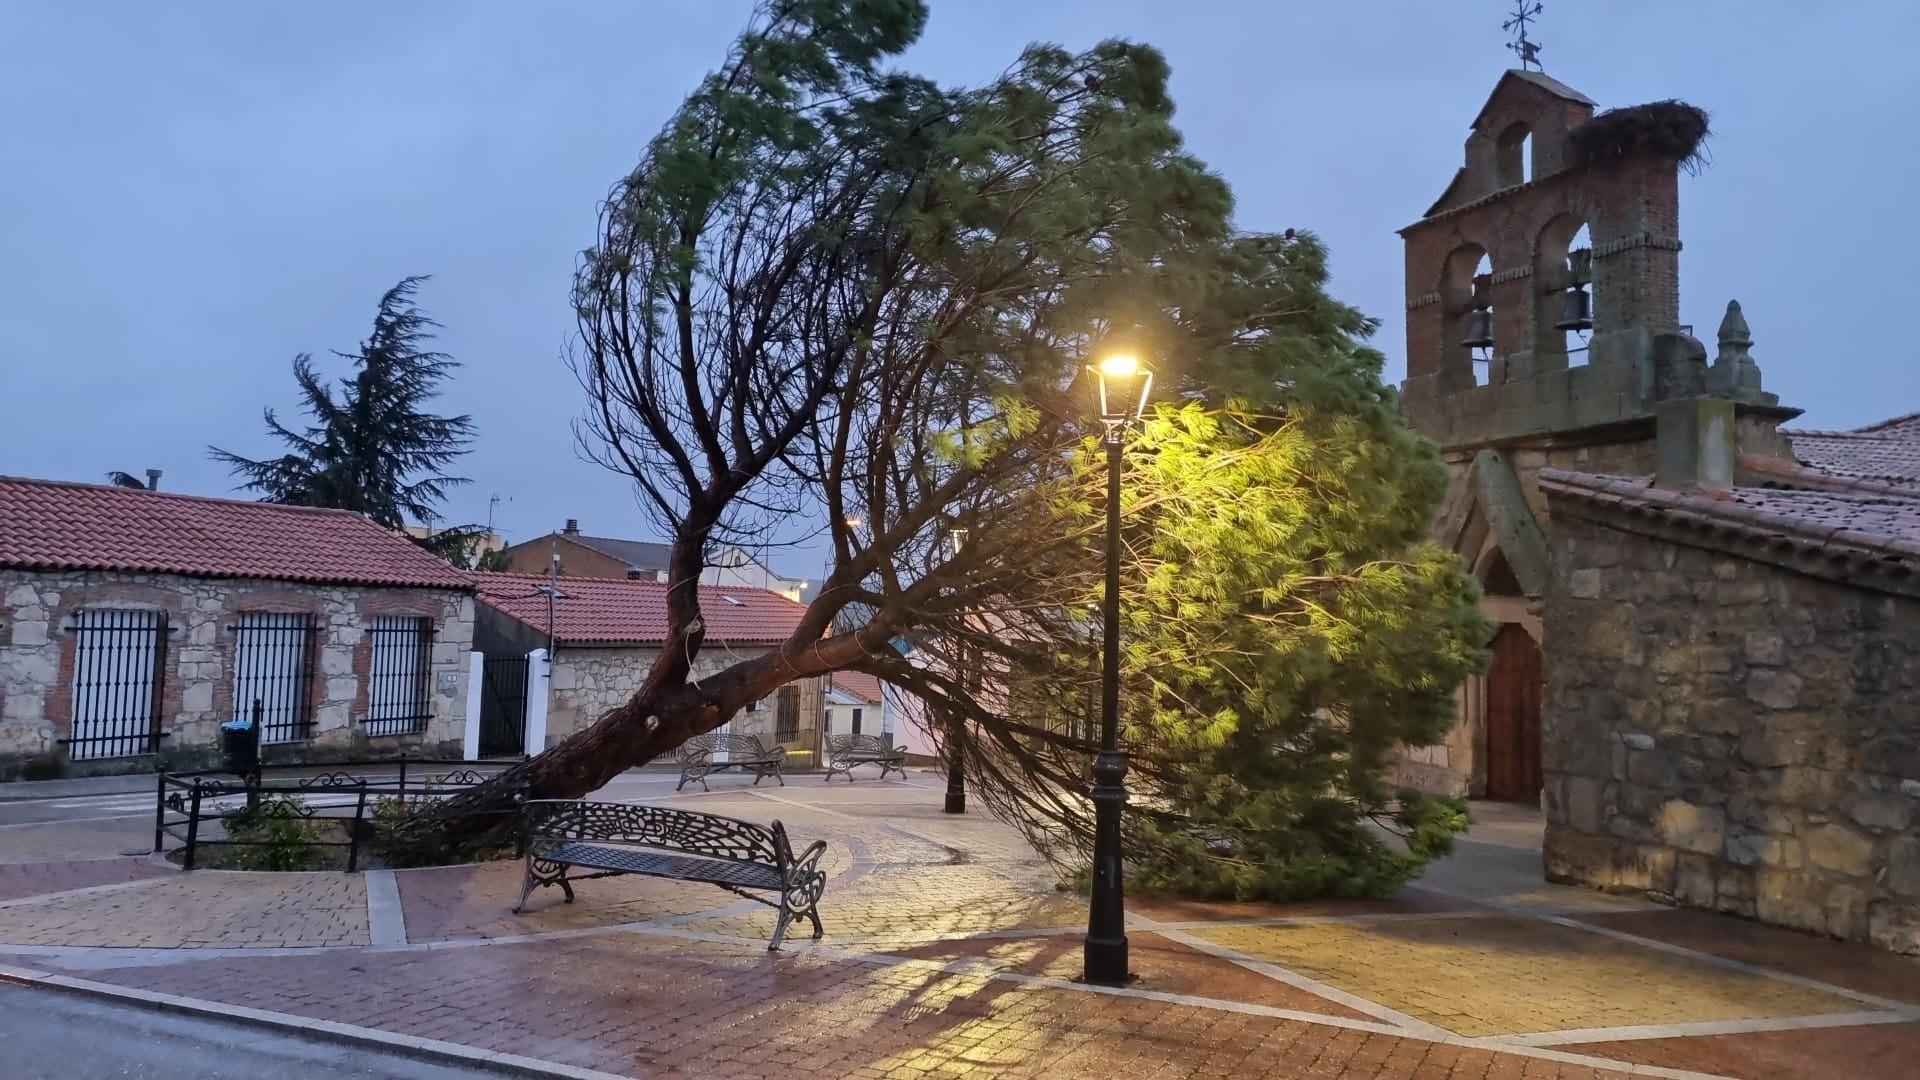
1504,1,1544,72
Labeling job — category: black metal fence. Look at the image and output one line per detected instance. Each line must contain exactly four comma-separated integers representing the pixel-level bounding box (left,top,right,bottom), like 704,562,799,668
363,616,432,736
231,613,316,745
64,609,169,761
154,757,514,871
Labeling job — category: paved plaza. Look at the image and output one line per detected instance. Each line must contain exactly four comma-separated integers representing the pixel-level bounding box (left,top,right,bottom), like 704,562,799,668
0,771,1916,1078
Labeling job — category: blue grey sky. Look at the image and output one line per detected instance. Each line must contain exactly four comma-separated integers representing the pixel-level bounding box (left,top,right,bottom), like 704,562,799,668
4,1,1913,580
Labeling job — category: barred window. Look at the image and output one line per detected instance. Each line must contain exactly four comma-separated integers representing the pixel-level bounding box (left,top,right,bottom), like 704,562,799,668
775,685,799,742
67,609,168,760
364,616,432,736
231,613,315,745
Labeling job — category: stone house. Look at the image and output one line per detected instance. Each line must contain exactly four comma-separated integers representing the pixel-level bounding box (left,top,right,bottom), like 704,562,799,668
493,520,806,601
0,477,476,777
470,572,824,761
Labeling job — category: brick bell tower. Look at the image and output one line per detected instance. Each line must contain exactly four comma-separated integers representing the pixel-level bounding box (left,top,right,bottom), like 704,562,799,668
1393,66,1801,800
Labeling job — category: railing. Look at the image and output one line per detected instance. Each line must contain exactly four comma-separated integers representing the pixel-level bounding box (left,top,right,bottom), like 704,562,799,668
154,756,515,872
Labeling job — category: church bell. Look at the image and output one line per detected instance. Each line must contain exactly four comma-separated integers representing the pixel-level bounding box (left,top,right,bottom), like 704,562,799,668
1461,308,1494,350
1554,284,1593,332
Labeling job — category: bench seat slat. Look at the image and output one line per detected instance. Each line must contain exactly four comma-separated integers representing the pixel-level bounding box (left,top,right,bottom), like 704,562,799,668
541,841,785,890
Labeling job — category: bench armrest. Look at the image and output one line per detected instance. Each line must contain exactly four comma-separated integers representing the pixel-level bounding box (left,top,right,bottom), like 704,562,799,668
787,839,828,883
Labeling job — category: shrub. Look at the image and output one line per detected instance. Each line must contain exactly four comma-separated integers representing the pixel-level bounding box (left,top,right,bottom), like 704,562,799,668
218,794,328,871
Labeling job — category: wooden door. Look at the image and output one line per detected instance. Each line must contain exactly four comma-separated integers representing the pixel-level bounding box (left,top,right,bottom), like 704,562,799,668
1485,623,1543,803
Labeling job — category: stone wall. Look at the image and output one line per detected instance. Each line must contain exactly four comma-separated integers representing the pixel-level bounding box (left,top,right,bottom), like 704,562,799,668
0,569,473,777
1540,512,1920,954
545,646,823,762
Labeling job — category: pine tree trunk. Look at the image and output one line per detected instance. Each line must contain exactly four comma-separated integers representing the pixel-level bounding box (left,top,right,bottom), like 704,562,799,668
400,681,720,856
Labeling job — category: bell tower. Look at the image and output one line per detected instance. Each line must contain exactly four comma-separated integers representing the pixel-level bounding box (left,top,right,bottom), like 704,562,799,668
1392,61,1802,800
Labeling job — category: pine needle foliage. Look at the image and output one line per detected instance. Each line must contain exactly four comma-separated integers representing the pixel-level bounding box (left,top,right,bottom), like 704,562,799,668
210,277,481,562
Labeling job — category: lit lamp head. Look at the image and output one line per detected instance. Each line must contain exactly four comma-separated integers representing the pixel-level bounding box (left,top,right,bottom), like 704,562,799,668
946,526,969,558
1091,353,1153,436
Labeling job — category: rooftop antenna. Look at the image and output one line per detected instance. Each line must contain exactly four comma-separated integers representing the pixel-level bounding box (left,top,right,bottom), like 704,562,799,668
1504,0,1544,72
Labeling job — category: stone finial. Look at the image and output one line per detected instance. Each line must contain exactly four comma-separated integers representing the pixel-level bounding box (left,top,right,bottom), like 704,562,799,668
1707,299,1777,405
1717,300,1753,360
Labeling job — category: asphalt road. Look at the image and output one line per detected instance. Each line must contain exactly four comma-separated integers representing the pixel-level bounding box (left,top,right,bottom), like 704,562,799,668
0,983,513,1079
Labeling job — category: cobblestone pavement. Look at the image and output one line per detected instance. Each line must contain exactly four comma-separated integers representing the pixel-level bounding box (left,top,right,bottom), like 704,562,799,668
1,772,1916,1079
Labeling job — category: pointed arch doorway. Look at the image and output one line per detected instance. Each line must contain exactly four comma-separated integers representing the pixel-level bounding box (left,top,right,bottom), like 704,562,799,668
1485,622,1543,803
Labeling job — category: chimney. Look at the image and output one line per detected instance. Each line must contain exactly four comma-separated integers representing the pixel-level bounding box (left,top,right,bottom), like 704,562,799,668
144,469,162,491
563,518,579,535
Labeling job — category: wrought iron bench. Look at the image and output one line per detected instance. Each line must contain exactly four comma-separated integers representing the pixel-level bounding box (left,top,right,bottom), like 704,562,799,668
823,733,907,782
675,732,787,792
513,799,827,949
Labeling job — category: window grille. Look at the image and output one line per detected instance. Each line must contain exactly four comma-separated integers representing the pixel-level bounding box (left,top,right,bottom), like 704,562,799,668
364,616,432,736
66,609,168,760
231,613,315,744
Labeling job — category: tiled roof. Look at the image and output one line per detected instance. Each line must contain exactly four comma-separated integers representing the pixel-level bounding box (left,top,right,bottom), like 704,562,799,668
1784,412,1920,492
829,671,884,703
471,572,804,647
0,476,473,590
1537,470,1920,565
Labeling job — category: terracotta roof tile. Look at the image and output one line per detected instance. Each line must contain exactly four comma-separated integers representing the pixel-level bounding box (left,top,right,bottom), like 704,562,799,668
472,572,804,646
830,670,884,703
0,476,472,590
1537,469,1920,564
1782,411,1920,492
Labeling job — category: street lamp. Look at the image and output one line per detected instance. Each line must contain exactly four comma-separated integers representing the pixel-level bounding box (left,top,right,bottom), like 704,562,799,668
943,527,970,815
1083,351,1151,987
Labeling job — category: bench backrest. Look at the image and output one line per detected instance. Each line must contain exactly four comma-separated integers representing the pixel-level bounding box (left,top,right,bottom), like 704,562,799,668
523,799,789,867
826,733,896,757
679,732,777,759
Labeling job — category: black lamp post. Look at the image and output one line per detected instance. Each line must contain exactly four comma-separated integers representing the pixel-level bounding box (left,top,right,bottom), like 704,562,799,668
943,527,970,815
1083,352,1151,987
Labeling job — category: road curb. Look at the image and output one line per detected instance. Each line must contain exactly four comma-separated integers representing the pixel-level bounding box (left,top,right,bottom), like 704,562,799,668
0,963,633,1080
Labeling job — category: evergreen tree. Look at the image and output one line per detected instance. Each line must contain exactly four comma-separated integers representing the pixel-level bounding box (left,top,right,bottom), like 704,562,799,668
411,0,1488,886
210,277,478,560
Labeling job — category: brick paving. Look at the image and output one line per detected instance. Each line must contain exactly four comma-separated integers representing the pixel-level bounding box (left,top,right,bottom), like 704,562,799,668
0,855,172,902
1574,908,1920,1006
1192,916,1865,1037
2,772,1917,1078
78,932,1633,1079
1564,1023,1920,1080
0,867,368,947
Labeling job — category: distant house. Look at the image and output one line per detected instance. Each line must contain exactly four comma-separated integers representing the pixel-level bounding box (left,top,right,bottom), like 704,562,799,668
470,572,823,761
0,477,476,777
824,671,885,739
493,520,806,600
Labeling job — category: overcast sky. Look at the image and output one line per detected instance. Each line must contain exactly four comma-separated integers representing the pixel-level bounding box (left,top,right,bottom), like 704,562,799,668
4,1,1913,581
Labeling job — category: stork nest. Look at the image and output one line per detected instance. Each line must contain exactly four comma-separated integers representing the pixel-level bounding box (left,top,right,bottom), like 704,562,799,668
1569,100,1712,174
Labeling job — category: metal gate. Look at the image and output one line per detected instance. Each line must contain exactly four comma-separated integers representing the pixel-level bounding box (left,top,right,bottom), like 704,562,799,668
478,656,529,757
231,613,316,744
66,609,169,760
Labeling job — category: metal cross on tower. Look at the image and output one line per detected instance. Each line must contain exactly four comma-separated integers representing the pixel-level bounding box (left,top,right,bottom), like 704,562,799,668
1504,1,1545,71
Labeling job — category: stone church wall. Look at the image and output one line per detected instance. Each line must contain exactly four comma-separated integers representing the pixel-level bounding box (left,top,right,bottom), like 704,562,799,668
1540,513,1920,954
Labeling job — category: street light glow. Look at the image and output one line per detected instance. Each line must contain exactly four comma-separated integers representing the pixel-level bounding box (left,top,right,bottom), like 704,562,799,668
1097,354,1141,378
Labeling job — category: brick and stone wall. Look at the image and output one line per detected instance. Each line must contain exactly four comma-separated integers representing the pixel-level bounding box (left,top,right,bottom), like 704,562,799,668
1540,512,1920,954
0,569,473,776
545,645,823,762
